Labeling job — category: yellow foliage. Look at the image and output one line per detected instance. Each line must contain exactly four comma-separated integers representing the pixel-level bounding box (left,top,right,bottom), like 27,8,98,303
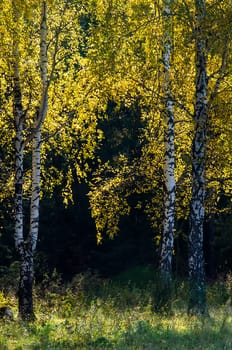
0,0,232,239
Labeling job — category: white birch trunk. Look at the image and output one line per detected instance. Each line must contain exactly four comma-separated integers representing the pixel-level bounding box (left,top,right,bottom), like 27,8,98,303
160,0,175,279
13,59,24,255
28,0,48,251
154,0,175,312
11,2,35,320
12,2,24,257
17,1,48,321
29,130,41,252
188,0,208,315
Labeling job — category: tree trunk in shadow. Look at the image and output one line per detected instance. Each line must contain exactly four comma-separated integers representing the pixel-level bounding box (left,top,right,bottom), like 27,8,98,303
205,214,216,280
18,248,35,321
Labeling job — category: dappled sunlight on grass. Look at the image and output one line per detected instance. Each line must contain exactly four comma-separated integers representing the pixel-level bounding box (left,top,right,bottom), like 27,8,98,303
0,276,232,349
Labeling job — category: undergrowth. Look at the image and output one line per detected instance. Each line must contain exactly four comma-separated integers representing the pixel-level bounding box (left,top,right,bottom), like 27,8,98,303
0,268,231,349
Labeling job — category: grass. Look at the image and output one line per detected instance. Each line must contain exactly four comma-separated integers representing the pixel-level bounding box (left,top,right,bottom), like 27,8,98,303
0,268,231,349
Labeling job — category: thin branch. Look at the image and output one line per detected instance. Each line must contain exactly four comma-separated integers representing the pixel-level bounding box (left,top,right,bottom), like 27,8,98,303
208,38,229,107
180,0,195,33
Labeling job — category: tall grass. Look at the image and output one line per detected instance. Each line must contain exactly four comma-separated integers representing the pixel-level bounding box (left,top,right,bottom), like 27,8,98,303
0,268,231,349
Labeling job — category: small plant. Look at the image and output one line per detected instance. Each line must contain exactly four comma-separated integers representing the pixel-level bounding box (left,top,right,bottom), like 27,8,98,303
0,292,13,319
0,292,8,308
225,272,232,304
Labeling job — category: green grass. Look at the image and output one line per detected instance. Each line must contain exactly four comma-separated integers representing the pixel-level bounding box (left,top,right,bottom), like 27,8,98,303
0,270,231,349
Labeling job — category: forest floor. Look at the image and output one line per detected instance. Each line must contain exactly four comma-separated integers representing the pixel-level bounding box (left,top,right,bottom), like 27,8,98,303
0,268,231,349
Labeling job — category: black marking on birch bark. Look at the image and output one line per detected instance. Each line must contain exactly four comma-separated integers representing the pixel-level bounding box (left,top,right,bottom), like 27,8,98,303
15,183,23,193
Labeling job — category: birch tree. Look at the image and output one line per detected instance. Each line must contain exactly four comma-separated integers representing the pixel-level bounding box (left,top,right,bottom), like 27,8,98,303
159,0,175,286
188,0,208,316
1,0,103,319
12,1,48,320
12,2,24,301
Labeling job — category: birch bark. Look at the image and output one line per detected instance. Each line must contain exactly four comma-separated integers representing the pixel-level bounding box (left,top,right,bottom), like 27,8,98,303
11,0,34,320
29,0,48,253
16,1,48,321
154,0,175,312
160,0,175,282
13,23,24,257
188,0,208,315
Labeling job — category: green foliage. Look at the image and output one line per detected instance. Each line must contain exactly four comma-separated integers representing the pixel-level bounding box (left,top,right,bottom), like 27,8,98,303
0,274,231,349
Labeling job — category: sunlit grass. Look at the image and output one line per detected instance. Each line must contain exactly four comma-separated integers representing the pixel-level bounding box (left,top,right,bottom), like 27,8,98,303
0,273,231,349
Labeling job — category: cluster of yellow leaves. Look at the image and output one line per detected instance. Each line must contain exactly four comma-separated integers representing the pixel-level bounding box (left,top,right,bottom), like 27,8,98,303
0,0,232,239
87,0,232,240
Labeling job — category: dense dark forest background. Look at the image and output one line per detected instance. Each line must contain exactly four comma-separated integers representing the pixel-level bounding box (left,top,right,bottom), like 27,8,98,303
1,108,231,282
